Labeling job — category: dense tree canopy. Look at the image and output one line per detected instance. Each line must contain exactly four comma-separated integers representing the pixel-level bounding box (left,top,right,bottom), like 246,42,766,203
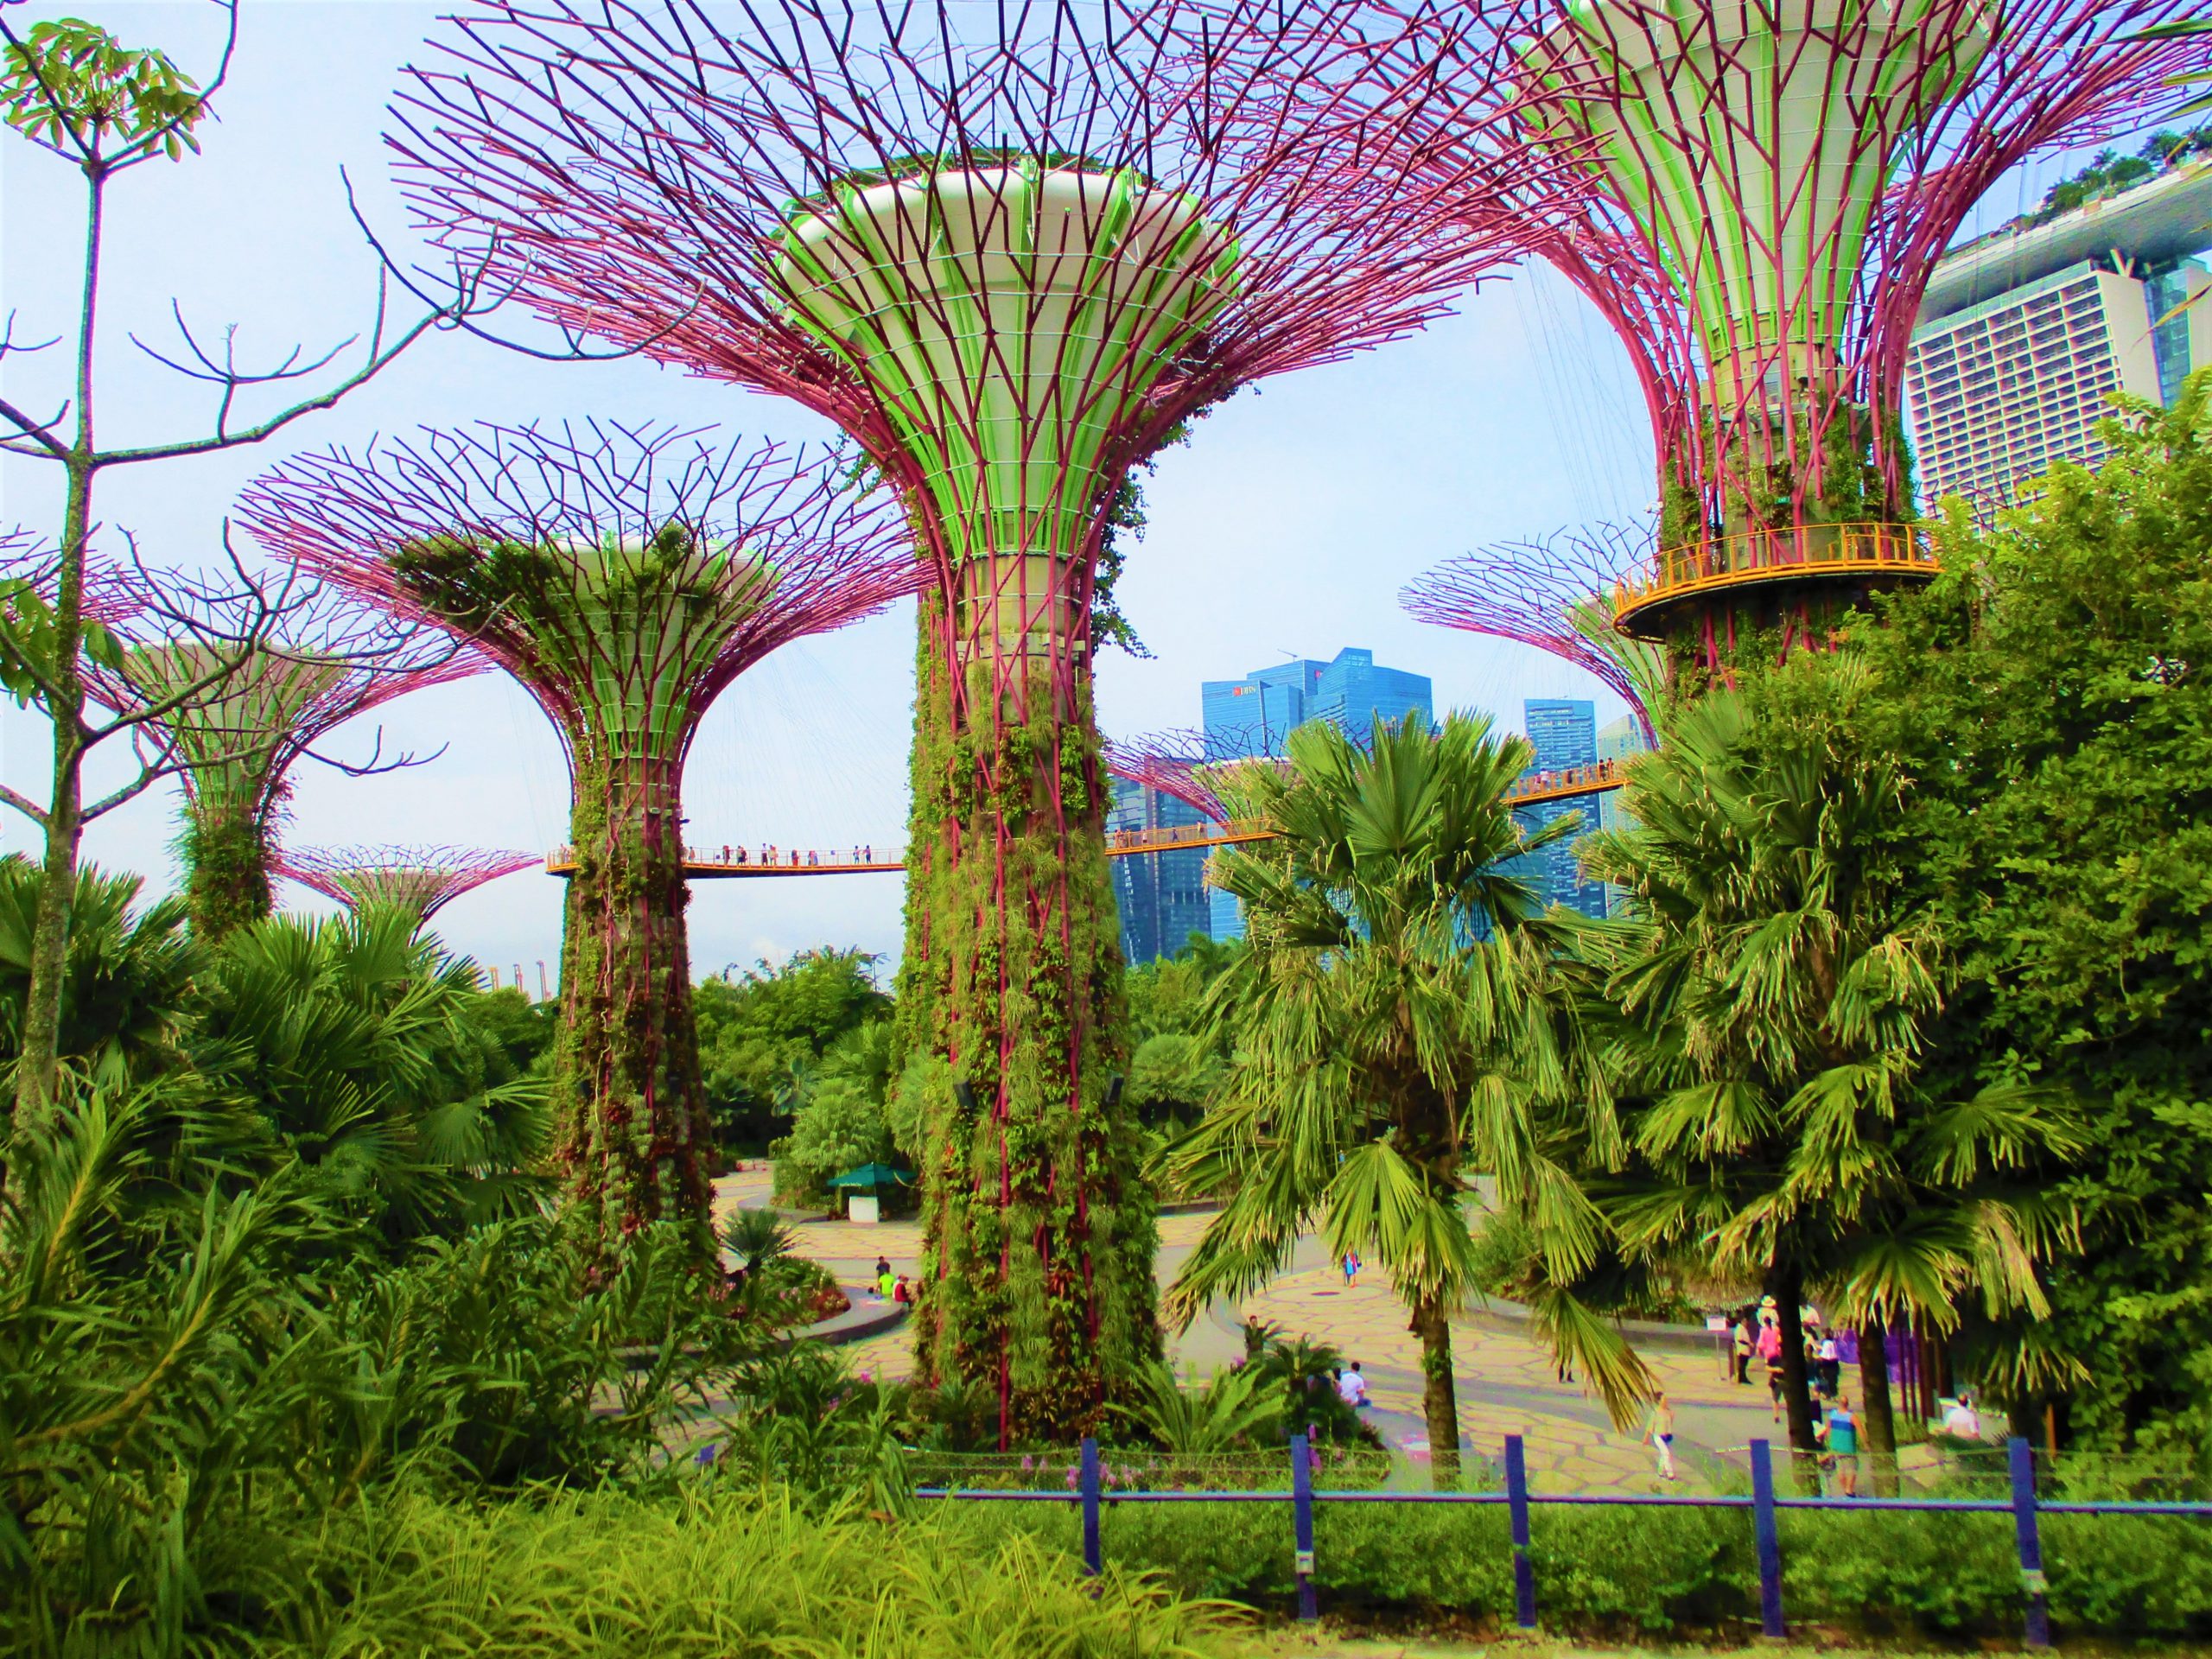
1837,372,2212,1463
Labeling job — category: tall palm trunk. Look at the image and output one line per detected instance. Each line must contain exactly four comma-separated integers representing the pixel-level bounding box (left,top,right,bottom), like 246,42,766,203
1411,1292,1461,1490
1768,1262,1821,1491
1856,1310,1900,1497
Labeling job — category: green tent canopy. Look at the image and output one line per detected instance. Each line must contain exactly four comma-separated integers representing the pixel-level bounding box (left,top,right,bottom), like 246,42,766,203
828,1162,914,1190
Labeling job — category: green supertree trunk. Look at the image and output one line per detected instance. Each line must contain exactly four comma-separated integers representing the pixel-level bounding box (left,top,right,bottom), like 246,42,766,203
900,604,1158,1444
180,785,276,942
550,749,713,1257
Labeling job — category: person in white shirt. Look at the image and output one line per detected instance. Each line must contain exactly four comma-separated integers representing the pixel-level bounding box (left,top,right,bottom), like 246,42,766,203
1338,1361,1369,1408
1942,1392,1983,1440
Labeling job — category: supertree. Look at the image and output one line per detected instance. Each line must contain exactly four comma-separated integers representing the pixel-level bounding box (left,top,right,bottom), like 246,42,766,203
278,843,541,925
382,0,1587,1436
237,422,918,1252
1405,0,2210,677
81,576,477,941
1104,727,1302,824
1401,518,1666,737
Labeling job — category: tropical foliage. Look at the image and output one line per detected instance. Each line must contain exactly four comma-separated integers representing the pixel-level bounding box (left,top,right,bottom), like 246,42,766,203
1155,712,1637,1485
1579,673,2086,1484
1831,372,2212,1465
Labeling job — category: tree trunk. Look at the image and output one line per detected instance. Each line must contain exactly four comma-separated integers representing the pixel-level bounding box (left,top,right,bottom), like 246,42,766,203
1411,1291,1462,1490
182,790,276,942
13,171,106,1140
904,570,1154,1446
1857,1310,1899,1497
1769,1262,1821,1491
548,749,712,1260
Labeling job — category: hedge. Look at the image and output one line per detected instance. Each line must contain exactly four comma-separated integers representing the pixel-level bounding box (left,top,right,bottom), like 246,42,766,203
938,1494,2212,1639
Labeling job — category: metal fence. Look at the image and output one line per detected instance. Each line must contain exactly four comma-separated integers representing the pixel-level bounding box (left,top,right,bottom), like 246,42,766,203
913,1434,2212,1647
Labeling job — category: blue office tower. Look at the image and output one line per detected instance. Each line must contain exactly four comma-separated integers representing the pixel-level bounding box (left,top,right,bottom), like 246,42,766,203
1313,648,1435,741
1510,698,1608,921
1199,648,1434,939
1201,658,1325,758
1107,777,1213,966
1202,648,1433,760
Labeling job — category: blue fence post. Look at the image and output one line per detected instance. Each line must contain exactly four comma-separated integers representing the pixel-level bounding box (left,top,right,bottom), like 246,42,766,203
1750,1439,1786,1639
2009,1436,2052,1649
1504,1433,1537,1630
1079,1437,1103,1580
1289,1433,1318,1623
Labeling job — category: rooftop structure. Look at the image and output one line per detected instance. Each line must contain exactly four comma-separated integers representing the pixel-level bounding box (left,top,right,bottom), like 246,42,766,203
387,0,1590,1439
238,422,917,1252
1907,163,2212,513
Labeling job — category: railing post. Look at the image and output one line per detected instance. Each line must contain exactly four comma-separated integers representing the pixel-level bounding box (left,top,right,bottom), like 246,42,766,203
2009,1436,2052,1649
1751,1439,1786,1639
1504,1433,1537,1630
1079,1436,1102,1580
1289,1433,1317,1623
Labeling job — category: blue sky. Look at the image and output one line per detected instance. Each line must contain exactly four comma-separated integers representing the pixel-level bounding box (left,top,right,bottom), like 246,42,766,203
0,2,2100,984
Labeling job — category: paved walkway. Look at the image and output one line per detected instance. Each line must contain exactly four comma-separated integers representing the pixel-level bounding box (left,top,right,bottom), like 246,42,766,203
715,1172,1795,1491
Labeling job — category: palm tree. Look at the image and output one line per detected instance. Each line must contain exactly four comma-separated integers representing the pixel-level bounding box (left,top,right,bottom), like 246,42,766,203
1113,1360,1284,1457
1157,712,1641,1487
197,908,550,1239
0,855,200,1089
1582,672,2083,1487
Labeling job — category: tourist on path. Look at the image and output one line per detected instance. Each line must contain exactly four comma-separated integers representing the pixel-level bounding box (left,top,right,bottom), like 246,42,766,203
1645,1389,1678,1480
1341,1249,1361,1288
1819,1395,1861,1497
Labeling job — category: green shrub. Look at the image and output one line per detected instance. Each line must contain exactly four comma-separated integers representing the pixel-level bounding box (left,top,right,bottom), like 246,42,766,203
258,1486,1249,1658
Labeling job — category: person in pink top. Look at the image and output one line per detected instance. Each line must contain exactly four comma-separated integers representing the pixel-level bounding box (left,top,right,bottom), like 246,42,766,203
1756,1320,1785,1421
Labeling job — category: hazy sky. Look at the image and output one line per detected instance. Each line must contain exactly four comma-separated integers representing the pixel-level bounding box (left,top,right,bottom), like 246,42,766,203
0,2,2105,987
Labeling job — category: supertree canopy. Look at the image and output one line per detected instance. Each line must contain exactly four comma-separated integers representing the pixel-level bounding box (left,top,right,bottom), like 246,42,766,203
1104,728,1304,826
385,0,1584,1437
238,422,917,1252
1413,0,2211,674
1402,518,1666,737
82,582,475,941
278,843,540,925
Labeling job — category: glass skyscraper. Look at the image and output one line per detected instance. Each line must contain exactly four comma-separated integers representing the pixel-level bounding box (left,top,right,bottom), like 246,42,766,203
1509,698,1609,921
1107,776,1213,966
1198,647,1434,939
1595,712,1652,916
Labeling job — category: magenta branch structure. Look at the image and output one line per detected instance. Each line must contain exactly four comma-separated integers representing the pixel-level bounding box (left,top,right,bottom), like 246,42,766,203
380,0,1592,1436
1405,0,2210,678
278,843,540,925
238,420,918,1252
81,579,476,941
1402,518,1666,738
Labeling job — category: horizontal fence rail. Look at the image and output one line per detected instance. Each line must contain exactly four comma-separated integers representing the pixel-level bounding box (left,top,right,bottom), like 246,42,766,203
912,1434,2212,1646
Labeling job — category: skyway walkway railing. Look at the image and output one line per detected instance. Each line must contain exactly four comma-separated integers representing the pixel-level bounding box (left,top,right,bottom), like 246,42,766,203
543,760,1629,879
914,1433,2210,1647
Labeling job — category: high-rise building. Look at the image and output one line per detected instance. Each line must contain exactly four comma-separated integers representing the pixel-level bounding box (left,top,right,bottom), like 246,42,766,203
1106,776,1211,967
1198,646,1434,939
1906,162,2212,518
1510,698,1608,921
1595,711,1653,915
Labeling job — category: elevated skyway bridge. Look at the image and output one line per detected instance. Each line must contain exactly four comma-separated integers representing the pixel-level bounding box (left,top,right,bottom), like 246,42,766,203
543,760,1627,879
